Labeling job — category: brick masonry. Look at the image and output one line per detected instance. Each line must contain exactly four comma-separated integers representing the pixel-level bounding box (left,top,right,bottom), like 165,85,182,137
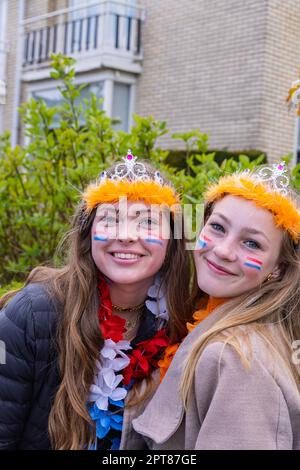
136,0,300,162
259,0,300,161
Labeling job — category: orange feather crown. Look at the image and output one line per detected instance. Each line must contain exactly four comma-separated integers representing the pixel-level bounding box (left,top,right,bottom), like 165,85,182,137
204,163,300,243
82,151,180,212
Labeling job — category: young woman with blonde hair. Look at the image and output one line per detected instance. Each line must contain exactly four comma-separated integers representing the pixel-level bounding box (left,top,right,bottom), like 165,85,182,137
0,151,194,450
133,162,300,450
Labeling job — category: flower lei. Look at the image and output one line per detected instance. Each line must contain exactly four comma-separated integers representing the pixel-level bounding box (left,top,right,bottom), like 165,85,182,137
88,274,169,450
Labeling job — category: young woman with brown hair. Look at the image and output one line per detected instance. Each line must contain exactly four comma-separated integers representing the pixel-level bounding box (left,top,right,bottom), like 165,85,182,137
0,151,193,450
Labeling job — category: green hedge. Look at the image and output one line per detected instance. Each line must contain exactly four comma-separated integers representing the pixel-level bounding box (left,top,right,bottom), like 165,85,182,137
167,149,267,170
0,281,24,298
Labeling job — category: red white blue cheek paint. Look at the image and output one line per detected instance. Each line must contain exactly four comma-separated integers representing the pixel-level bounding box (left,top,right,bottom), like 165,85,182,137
198,234,212,249
144,238,163,246
93,230,108,242
94,235,108,242
244,257,263,271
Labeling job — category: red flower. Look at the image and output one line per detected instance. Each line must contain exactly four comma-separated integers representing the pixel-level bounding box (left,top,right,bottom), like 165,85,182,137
122,329,169,385
97,274,113,322
97,274,126,342
136,329,169,356
123,349,151,385
101,315,126,342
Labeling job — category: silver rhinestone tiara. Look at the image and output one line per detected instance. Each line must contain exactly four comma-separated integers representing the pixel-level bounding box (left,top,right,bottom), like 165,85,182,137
248,162,290,196
99,150,164,186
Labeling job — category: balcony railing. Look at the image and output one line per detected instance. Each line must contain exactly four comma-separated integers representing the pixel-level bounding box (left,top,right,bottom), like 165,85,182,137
22,1,144,68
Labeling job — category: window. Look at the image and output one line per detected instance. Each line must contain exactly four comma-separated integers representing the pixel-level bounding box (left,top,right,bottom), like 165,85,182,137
32,81,104,127
112,82,131,131
30,78,132,132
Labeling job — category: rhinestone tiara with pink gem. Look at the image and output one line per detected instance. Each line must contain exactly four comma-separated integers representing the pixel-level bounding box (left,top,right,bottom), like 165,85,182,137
99,150,164,185
253,161,290,196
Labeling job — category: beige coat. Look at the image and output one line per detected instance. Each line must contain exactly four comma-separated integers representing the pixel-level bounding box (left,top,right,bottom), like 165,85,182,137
127,307,300,450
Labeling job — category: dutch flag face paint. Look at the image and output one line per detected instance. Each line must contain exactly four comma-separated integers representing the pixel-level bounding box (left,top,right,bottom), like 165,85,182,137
93,233,108,242
144,238,163,246
244,257,263,271
198,234,212,249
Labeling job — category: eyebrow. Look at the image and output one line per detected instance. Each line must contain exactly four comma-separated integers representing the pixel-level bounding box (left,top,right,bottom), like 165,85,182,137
96,208,159,218
129,209,152,216
96,208,117,215
212,212,271,243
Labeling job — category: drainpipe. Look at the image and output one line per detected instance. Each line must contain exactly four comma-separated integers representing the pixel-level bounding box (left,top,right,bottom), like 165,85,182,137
0,0,8,134
11,0,25,147
293,117,299,166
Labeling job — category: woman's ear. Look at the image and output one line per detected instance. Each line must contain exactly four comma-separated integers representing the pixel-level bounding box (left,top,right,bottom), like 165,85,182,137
271,266,281,280
264,265,281,283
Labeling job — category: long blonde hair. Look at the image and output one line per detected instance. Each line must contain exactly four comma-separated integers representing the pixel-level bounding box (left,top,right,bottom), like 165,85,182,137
181,199,300,409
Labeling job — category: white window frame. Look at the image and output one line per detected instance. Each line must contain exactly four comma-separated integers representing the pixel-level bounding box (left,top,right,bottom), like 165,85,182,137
25,70,136,139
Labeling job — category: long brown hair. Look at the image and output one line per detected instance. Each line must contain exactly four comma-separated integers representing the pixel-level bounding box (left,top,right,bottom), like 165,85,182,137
1,163,194,449
181,197,300,408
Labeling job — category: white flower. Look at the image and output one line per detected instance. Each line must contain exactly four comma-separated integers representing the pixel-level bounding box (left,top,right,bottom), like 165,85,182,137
101,339,132,371
89,367,127,410
88,339,132,409
146,273,169,324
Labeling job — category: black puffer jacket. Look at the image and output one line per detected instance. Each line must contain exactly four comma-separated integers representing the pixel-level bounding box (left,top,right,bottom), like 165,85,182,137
0,283,60,449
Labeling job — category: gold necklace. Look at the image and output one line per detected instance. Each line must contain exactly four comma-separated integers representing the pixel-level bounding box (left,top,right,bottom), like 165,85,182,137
123,310,143,340
112,302,145,312
125,314,141,331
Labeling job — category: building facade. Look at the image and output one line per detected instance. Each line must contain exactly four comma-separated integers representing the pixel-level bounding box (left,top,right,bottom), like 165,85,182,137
1,0,300,163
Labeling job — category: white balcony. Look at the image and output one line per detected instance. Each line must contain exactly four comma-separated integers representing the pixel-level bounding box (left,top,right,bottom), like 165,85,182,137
21,0,145,82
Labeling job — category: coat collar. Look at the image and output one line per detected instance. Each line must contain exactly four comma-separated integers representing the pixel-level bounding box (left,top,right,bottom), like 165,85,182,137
132,304,227,444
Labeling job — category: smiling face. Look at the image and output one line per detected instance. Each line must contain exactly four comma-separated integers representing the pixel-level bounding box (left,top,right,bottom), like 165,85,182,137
91,200,170,288
193,195,284,298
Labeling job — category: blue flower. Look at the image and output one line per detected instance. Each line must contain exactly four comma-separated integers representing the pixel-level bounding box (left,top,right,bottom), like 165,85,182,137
88,403,124,439
109,398,125,408
110,438,121,450
96,411,123,439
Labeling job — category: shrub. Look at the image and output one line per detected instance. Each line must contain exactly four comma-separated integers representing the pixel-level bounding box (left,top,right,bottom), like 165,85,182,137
167,148,267,170
0,281,24,298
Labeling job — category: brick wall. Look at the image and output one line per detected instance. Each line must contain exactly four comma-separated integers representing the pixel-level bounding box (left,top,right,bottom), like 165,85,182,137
137,0,300,162
259,0,300,162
